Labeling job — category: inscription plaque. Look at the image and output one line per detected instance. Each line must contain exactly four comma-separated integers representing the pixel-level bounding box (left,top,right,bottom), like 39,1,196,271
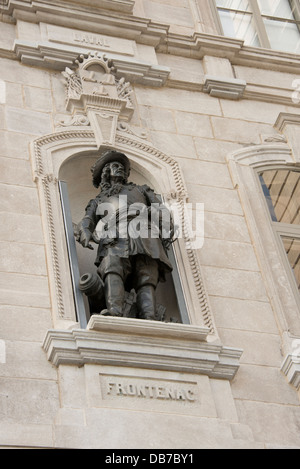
83,367,218,417
100,374,198,403
46,24,136,56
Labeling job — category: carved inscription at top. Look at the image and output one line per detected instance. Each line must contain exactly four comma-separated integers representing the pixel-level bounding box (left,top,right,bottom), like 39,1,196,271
46,25,135,56
73,32,110,48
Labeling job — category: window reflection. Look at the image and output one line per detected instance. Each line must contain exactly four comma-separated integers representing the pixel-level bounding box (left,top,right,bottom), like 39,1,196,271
260,168,300,295
216,0,300,53
216,0,251,11
262,15,300,53
282,236,300,291
257,0,295,19
259,169,300,225
218,9,260,46
216,0,260,46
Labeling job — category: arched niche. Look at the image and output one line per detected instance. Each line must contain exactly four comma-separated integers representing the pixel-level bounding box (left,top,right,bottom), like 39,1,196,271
59,151,184,325
31,129,214,334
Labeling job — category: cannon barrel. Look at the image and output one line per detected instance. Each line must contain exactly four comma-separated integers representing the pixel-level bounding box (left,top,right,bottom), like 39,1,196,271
79,272,105,314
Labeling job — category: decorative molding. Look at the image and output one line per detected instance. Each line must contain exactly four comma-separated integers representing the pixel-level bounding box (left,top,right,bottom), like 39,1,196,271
274,112,300,163
42,315,242,379
32,130,96,181
40,173,65,319
61,52,134,148
10,38,300,107
114,133,188,201
4,0,300,76
228,143,294,169
62,52,133,113
281,354,300,390
2,0,135,14
275,112,300,132
32,130,96,324
203,75,246,100
261,134,287,144
55,114,90,128
3,1,169,46
60,0,135,14
158,32,300,73
117,121,149,140
242,85,297,107
2,0,300,86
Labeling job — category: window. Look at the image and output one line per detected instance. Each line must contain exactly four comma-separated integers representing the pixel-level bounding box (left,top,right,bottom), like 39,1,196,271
215,0,300,53
259,168,300,295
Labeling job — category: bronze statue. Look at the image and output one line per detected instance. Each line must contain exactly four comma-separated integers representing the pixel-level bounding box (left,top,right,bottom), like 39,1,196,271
76,150,174,321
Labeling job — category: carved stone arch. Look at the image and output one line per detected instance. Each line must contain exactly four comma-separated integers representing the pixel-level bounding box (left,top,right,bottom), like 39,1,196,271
31,129,215,334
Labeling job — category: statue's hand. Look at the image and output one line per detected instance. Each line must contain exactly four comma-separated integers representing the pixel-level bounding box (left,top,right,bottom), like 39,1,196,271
162,225,178,249
77,228,94,250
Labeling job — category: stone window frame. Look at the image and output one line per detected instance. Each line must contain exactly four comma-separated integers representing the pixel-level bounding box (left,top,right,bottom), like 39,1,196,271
212,0,300,50
227,142,300,388
258,165,300,310
31,128,216,335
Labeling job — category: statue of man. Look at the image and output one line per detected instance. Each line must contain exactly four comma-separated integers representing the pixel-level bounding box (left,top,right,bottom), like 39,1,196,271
76,150,174,320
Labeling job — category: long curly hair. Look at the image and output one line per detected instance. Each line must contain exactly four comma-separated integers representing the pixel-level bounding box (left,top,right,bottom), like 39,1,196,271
99,163,129,196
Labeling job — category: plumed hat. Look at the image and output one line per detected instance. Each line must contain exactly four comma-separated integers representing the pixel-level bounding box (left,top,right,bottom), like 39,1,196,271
91,150,131,188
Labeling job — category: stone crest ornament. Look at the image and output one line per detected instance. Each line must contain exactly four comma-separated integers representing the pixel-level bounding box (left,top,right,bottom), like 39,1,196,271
62,52,134,148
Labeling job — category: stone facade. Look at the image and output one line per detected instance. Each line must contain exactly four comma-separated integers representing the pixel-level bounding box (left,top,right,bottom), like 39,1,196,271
1,0,300,449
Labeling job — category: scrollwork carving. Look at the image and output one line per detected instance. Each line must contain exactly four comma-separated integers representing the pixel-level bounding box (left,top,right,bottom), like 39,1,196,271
55,114,90,128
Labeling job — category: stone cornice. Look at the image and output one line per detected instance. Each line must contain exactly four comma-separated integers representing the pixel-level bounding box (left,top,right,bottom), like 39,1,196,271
203,75,246,100
160,31,300,74
2,2,300,104
275,112,300,132
13,40,171,86
2,1,300,74
1,0,169,46
42,316,243,380
11,37,300,103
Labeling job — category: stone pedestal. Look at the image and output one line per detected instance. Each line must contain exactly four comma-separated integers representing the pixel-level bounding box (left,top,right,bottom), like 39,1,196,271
42,316,262,448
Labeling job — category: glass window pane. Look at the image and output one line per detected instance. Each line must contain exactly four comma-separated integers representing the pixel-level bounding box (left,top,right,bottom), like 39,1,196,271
218,10,261,46
262,17,300,53
216,0,251,11
259,169,300,225
281,236,300,291
257,0,295,19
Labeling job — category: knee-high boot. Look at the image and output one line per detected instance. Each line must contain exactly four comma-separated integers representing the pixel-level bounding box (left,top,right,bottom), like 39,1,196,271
102,273,125,317
136,284,156,320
